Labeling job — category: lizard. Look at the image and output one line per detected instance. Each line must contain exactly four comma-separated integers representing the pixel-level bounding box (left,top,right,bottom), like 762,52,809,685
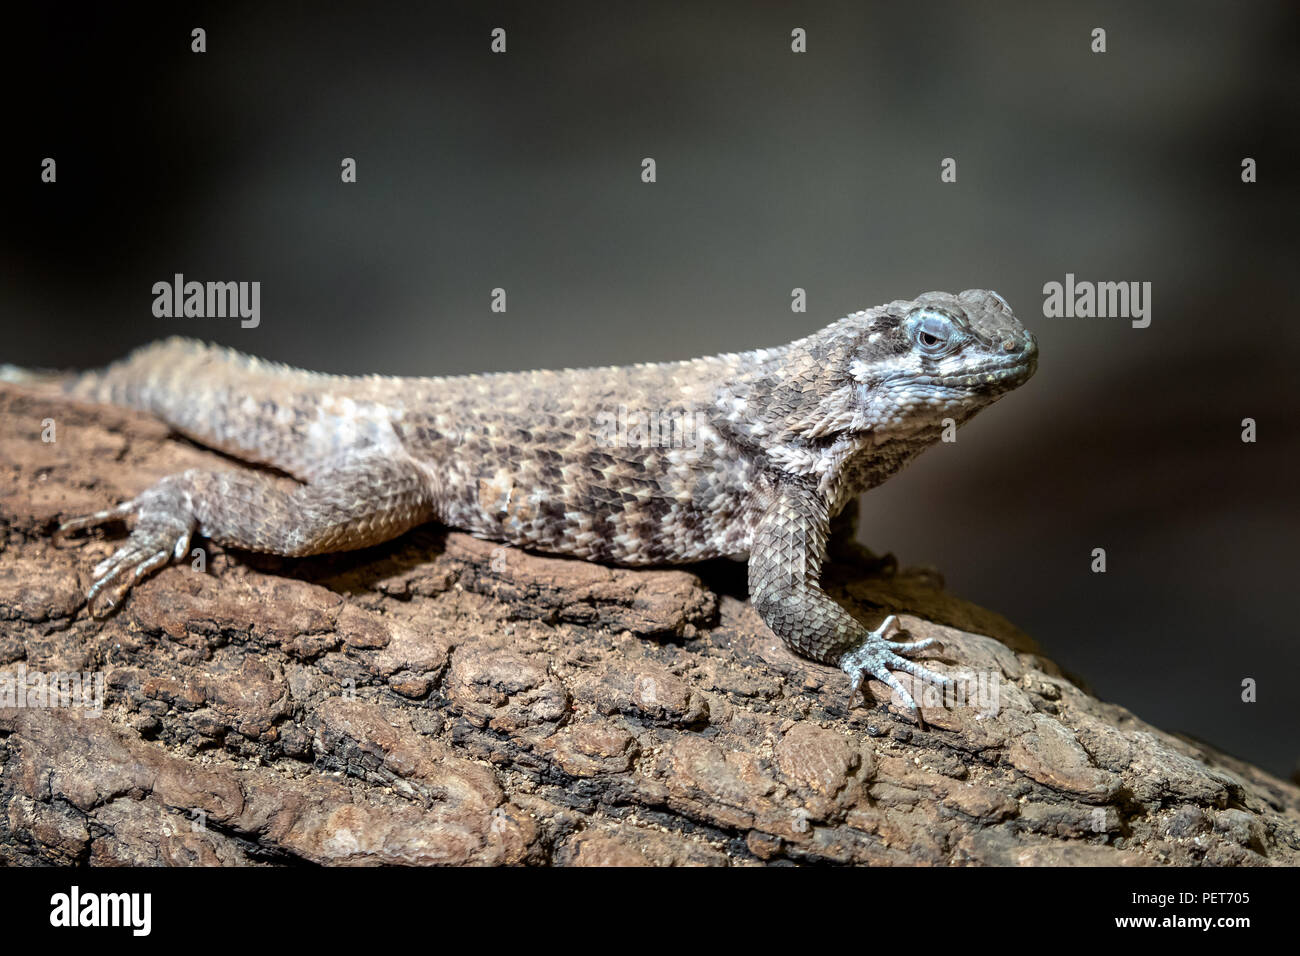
32,288,1037,716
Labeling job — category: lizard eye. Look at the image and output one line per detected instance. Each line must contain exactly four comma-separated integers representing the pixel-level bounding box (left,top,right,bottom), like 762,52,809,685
908,309,958,355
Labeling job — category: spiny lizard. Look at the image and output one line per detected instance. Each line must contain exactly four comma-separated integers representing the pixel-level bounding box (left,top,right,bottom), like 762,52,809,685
39,289,1037,715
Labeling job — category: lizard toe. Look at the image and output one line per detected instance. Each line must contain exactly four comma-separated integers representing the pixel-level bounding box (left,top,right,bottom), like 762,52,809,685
84,526,191,613
839,616,951,720
59,499,137,535
882,635,940,654
89,543,147,594
890,655,953,691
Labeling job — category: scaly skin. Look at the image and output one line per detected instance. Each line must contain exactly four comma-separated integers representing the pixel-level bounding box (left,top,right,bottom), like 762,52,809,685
54,289,1037,716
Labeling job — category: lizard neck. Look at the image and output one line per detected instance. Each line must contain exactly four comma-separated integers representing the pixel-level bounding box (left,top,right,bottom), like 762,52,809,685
822,423,950,515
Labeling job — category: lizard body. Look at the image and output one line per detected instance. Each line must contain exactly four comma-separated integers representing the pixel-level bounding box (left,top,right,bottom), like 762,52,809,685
51,289,1037,713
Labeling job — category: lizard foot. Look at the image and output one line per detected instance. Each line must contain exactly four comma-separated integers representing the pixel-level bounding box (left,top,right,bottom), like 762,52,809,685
59,482,196,616
839,614,952,719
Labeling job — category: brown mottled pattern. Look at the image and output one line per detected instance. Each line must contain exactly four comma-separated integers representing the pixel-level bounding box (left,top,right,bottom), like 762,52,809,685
57,289,1037,715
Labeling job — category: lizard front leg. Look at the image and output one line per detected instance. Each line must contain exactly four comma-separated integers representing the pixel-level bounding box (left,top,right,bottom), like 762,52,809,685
60,452,433,615
747,479,951,716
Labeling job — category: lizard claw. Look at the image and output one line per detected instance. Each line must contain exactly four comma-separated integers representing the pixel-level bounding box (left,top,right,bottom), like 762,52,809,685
60,486,195,616
840,614,952,719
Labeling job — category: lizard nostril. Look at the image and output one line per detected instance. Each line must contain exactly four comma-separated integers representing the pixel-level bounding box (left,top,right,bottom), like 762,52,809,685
1001,338,1017,353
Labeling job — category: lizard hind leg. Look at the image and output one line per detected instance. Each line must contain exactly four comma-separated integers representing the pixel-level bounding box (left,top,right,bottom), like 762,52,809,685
60,452,434,617
60,477,197,616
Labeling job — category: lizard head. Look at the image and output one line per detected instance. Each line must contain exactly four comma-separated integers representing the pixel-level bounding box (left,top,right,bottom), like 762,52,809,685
725,290,1037,448
840,289,1038,432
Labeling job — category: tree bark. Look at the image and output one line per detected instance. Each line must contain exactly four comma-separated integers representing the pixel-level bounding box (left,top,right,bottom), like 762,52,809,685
1,382,1297,866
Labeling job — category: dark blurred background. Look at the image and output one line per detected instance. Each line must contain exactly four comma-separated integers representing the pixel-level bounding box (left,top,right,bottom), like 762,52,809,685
5,2,1298,775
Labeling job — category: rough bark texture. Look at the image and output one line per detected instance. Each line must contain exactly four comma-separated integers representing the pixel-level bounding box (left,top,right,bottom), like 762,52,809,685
1,382,1297,866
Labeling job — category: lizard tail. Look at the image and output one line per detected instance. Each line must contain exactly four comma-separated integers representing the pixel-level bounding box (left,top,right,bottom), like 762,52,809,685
57,337,211,410
2,339,211,410
0,364,74,387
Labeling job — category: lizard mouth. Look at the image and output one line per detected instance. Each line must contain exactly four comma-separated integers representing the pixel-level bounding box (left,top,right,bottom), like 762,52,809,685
979,356,1037,389
912,356,1037,396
